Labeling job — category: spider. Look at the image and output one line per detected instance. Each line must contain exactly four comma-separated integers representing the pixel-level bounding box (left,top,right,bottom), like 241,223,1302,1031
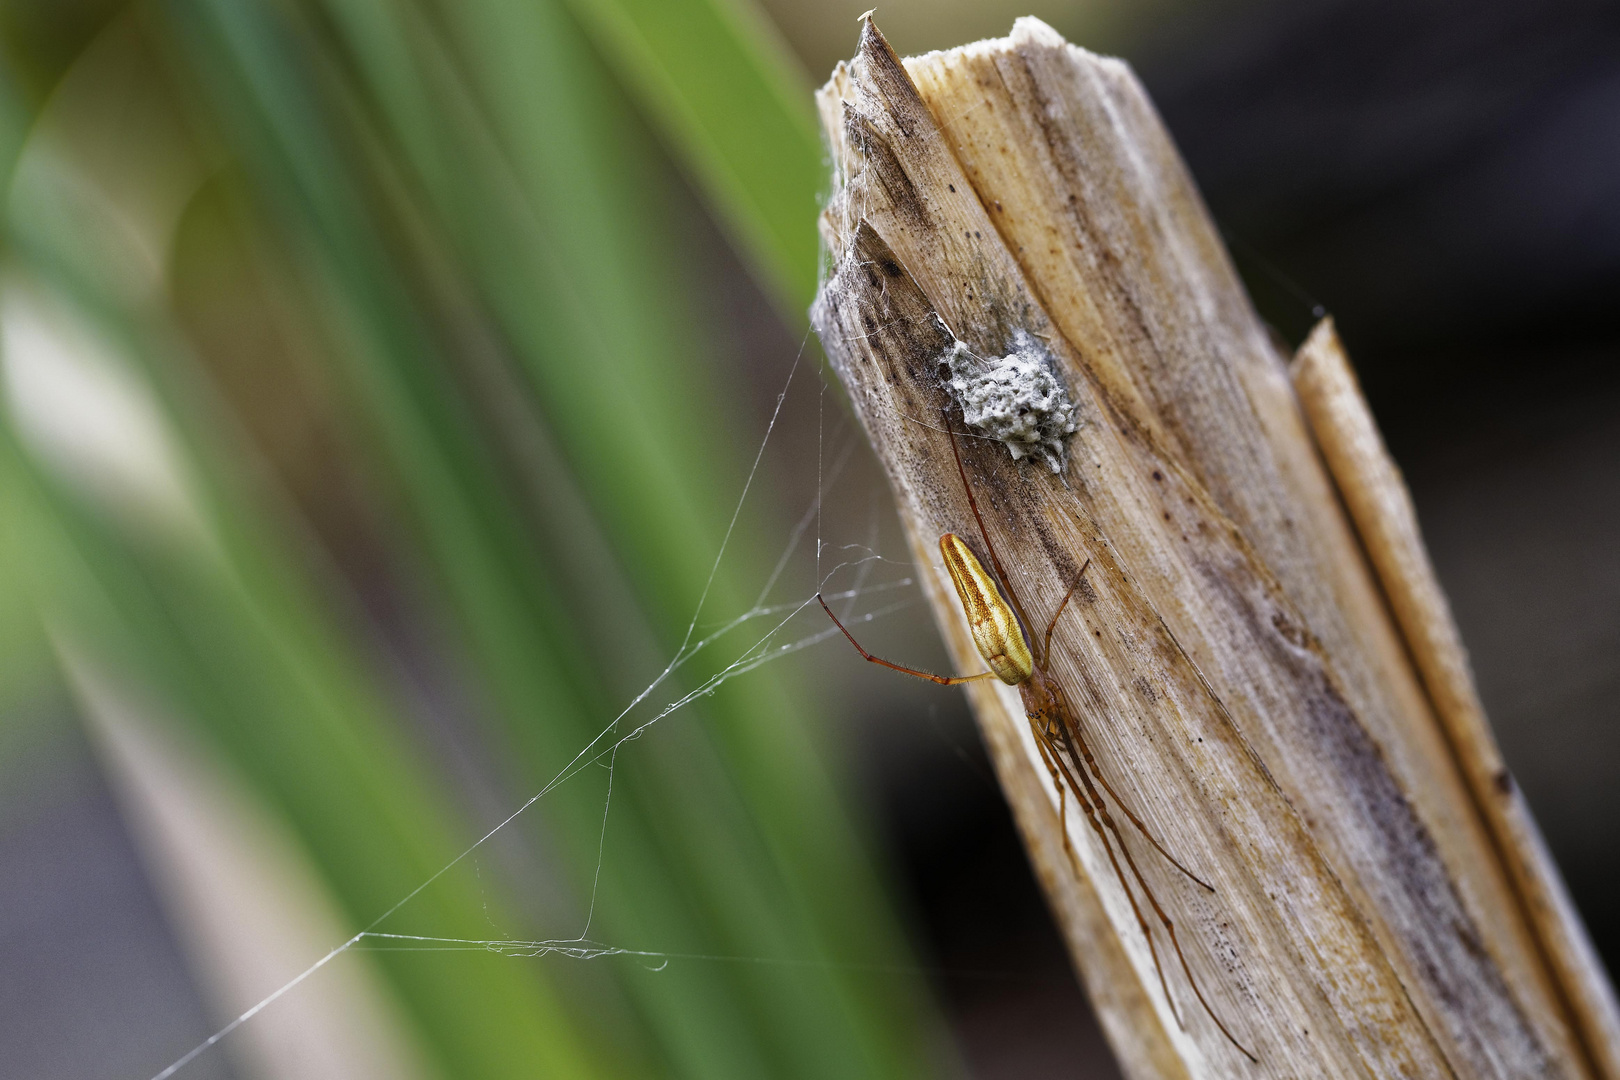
818,417,1255,1062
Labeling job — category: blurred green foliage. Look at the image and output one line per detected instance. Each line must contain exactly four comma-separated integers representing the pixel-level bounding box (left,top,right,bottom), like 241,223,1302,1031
0,1,953,1077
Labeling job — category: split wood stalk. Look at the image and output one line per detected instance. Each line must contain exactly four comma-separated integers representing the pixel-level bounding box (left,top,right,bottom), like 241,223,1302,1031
809,17,1619,1080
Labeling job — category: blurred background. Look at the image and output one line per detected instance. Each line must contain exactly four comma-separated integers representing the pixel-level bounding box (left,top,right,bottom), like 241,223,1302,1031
0,1,1615,1079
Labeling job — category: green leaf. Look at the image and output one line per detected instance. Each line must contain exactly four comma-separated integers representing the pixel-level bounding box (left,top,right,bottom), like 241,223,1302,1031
562,0,827,310
0,2,955,1077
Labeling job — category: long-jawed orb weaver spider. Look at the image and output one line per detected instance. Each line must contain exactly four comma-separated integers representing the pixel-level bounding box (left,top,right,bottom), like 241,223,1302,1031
817,420,1256,1063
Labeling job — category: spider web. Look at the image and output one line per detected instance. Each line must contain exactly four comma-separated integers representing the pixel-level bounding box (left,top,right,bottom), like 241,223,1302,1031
144,336,934,1080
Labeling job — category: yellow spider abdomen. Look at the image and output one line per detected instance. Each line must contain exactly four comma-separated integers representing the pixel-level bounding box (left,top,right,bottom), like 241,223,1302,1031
939,533,1033,685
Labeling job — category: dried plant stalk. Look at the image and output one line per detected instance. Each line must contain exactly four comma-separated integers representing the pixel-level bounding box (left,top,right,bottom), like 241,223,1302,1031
1291,319,1620,1078
810,17,1617,1079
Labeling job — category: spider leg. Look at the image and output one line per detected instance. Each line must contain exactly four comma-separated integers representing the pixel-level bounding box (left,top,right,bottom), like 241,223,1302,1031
1032,725,1074,861
1048,682,1214,892
1040,726,1182,1028
1039,558,1090,666
817,594,997,685
1054,725,1255,1061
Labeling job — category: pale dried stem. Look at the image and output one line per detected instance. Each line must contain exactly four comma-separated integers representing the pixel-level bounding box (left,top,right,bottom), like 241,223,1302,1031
1291,320,1620,1078
811,16,1617,1080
